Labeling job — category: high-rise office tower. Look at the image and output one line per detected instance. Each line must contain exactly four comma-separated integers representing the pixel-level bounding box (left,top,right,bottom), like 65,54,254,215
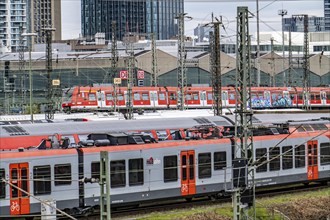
0,0,61,52
325,0,330,31
30,0,62,43
81,0,184,41
283,16,325,32
0,0,27,52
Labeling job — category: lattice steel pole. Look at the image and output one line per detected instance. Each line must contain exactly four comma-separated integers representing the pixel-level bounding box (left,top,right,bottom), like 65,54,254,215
19,25,26,111
151,33,158,87
43,28,56,120
175,13,191,111
100,151,111,220
233,7,254,220
205,14,222,116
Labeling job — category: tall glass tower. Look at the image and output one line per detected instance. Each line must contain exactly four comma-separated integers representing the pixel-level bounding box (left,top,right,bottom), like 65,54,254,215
325,0,330,31
81,0,184,41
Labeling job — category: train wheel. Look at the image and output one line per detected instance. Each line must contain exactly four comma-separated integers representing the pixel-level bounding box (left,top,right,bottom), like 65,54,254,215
185,197,193,202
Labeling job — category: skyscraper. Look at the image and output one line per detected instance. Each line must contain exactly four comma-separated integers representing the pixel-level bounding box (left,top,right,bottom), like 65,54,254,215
0,0,61,52
81,0,184,41
325,0,330,31
283,16,325,32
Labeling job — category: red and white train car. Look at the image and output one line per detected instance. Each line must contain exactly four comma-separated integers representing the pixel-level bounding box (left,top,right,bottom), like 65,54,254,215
61,86,330,112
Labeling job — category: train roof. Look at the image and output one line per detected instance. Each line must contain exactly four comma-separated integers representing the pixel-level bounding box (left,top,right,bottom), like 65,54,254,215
0,116,232,138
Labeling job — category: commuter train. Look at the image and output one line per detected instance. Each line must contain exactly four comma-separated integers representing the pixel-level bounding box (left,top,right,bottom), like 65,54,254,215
0,114,329,218
61,86,330,112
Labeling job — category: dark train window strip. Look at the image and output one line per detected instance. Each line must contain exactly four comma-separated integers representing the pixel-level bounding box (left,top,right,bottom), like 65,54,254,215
269,147,280,171
91,162,100,179
0,169,5,199
214,151,226,170
110,160,126,188
164,155,178,182
256,148,267,173
129,158,144,186
282,146,293,170
33,165,51,195
54,164,72,186
198,153,211,179
295,145,306,168
320,142,330,165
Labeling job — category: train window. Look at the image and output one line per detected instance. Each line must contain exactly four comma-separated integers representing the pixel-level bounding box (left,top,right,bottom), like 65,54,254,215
295,145,306,168
0,169,5,198
54,164,72,186
256,148,267,173
282,146,293,170
214,152,226,170
91,162,100,179
106,94,113,101
134,93,141,101
185,94,192,100
33,165,51,195
207,93,213,100
320,143,330,165
11,168,18,198
159,93,166,101
169,93,176,100
189,155,194,180
129,158,144,186
193,94,199,100
89,93,96,101
142,93,149,100
117,94,124,100
110,160,126,188
229,93,235,100
298,94,303,100
21,167,28,197
164,155,178,182
315,94,320,100
269,147,280,171
198,153,211,179
182,155,187,181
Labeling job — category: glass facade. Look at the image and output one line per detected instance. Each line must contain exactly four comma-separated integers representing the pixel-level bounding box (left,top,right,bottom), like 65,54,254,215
81,0,183,41
325,0,330,31
283,16,325,32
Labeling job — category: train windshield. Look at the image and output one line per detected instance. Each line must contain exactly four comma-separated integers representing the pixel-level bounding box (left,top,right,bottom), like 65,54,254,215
62,88,74,102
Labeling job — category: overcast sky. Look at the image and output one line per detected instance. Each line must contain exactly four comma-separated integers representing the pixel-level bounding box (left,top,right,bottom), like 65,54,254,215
61,0,324,40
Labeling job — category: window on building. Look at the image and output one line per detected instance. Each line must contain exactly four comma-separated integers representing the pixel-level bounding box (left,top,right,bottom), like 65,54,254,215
282,146,293,170
198,153,211,179
33,165,51,195
129,158,144,186
164,155,178,182
295,145,306,168
269,147,280,171
214,151,226,170
110,160,126,188
54,164,72,185
320,142,330,165
0,169,5,199
91,162,100,179
256,148,267,172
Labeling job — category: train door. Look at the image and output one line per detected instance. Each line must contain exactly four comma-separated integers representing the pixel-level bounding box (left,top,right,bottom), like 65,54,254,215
283,91,292,107
320,91,327,105
9,163,30,215
307,140,318,180
96,90,106,109
180,151,196,196
222,91,229,107
150,91,158,108
200,91,207,107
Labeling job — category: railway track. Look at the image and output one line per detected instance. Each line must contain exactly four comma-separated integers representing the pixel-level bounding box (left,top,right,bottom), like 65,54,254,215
76,183,329,220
